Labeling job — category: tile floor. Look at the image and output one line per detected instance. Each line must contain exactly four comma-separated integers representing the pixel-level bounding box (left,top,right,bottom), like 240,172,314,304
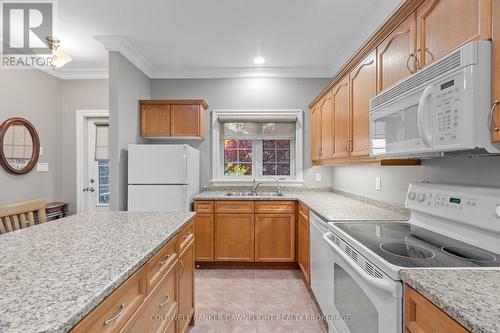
188,269,328,333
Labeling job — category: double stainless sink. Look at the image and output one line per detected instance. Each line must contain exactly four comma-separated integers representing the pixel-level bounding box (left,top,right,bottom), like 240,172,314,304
225,192,284,197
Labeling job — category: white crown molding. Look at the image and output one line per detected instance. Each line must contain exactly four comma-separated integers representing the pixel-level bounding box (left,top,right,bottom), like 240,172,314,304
93,35,153,77
37,67,108,80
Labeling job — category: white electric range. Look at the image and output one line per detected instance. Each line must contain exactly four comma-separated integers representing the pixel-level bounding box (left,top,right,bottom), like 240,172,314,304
320,183,500,333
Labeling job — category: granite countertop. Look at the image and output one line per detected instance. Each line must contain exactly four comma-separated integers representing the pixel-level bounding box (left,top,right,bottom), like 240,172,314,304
194,191,409,222
400,269,500,333
0,211,195,333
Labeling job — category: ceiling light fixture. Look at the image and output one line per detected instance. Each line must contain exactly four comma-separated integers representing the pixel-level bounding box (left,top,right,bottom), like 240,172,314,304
253,57,265,65
46,37,72,69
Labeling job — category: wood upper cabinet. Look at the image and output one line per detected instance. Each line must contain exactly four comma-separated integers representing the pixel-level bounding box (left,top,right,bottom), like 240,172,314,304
140,104,171,137
140,100,208,138
349,50,377,157
405,285,468,333
416,0,491,68
310,105,322,161
297,203,310,284
177,239,194,333
319,93,334,160
255,214,296,262
332,76,350,159
492,0,500,142
215,213,255,262
377,12,417,92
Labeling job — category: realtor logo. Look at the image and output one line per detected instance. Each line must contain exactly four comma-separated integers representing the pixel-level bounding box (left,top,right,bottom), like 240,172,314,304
1,1,54,68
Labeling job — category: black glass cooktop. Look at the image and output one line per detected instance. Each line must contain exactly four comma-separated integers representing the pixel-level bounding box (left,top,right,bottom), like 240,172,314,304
334,222,500,268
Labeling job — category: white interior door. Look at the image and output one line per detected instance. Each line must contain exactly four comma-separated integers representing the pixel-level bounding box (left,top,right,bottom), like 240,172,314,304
81,118,110,212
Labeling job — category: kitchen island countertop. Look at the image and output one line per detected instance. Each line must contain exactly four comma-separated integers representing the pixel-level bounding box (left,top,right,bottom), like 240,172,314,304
0,211,195,333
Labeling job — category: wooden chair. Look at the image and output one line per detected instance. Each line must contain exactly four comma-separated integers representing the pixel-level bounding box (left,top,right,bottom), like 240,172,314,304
0,199,47,235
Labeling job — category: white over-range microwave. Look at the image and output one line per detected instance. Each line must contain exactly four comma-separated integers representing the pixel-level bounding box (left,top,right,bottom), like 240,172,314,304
370,41,500,158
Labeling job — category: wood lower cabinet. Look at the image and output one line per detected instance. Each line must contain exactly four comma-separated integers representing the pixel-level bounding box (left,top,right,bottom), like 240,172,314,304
377,12,417,92
215,214,255,262
121,264,177,333
194,214,214,261
416,0,491,68
405,285,468,333
349,50,377,157
178,239,195,333
255,214,295,262
197,200,298,264
297,203,310,284
70,220,195,333
140,100,208,138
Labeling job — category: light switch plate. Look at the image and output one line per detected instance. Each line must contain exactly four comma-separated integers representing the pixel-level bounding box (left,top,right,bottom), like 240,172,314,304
315,173,322,182
37,163,49,172
375,177,381,191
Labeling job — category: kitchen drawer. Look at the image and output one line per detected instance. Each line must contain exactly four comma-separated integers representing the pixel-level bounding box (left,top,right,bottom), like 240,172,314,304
405,285,468,333
178,220,194,255
298,202,309,219
71,268,147,333
215,201,255,214
255,201,296,214
121,264,177,333
194,201,213,214
165,306,178,333
146,238,177,293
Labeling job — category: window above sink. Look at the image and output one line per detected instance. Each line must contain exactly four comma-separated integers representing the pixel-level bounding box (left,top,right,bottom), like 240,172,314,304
211,109,304,186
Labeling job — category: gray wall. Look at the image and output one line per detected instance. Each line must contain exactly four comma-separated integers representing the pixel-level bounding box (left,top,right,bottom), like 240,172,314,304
109,52,151,210
0,69,62,204
0,70,108,210
60,80,108,213
331,156,500,205
151,78,332,188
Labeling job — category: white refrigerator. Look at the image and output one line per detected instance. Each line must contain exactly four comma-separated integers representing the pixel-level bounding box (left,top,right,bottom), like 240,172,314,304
127,144,200,212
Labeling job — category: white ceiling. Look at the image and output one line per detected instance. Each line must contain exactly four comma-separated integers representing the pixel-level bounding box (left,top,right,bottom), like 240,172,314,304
52,0,404,79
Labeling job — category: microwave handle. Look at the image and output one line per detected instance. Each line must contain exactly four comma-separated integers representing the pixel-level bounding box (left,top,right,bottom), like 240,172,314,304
323,232,400,297
417,86,433,147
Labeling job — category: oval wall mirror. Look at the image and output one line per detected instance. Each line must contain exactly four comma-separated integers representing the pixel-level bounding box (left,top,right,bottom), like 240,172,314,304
0,117,40,174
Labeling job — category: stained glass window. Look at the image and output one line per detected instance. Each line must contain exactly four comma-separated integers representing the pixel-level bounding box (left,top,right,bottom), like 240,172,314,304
262,140,291,176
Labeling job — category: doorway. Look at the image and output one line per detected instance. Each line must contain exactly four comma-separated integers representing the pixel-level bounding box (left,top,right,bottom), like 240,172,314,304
76,110,109,213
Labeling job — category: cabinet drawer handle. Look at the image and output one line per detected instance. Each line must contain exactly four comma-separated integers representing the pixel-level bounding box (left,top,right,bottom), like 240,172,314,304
159,294,170,308
183,232,191,240
179,260,185,277
103,303,125,325
159,254,171,266
489,100,499,132
406,53,416,74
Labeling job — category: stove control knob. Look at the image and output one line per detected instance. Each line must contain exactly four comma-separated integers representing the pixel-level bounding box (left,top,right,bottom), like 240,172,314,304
407,192,416,201
496,206,500,218
416,194,426,202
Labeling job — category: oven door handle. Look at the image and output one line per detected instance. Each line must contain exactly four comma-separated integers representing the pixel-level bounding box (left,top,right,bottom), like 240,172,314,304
417,86,433,147
323,232,400,297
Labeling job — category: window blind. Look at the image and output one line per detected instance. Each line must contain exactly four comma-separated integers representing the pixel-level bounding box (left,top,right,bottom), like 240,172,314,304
95,123,109,161
220,122,296,140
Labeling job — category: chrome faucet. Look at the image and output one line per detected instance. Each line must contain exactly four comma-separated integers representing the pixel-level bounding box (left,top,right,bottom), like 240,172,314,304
270,176,282,195
251,179,263,195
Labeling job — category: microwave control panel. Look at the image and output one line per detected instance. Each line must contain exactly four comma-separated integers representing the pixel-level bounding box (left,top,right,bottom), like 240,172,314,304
434,74,462,146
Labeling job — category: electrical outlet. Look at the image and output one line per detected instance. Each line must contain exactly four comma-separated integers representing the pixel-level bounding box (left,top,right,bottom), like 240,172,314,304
315,173,322,182
375,177,381,191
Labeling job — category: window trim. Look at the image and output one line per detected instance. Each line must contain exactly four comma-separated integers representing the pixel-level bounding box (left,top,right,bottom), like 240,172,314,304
211,109,304,186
